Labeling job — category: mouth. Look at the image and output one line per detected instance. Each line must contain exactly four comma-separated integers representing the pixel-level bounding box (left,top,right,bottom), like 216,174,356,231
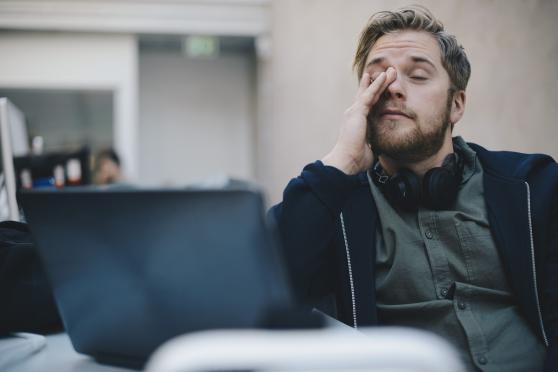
379,109,411,119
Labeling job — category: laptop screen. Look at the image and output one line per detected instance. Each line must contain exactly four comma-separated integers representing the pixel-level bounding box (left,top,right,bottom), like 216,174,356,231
19,188,295,364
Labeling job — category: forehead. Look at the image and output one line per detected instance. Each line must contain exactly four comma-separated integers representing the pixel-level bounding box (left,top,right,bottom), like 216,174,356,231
365,30,442,67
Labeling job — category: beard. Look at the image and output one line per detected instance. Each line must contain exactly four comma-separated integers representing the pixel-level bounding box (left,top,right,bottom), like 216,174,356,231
367,92,453,163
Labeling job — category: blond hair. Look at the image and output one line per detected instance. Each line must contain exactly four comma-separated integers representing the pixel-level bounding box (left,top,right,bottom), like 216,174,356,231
353,5,471,91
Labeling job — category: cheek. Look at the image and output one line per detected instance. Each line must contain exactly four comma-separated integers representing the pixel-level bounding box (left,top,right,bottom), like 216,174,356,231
407,87,450,120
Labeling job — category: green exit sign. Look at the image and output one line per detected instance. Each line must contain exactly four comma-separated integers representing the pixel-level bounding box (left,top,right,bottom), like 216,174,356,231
183,36,220,58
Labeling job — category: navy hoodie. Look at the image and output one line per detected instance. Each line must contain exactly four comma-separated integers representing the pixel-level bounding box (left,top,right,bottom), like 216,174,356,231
270,142,558,371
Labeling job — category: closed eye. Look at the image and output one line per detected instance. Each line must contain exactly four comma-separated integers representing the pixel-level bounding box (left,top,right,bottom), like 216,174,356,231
411,76,428,81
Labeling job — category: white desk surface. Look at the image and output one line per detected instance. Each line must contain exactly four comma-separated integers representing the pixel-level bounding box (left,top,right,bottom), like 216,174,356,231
3,333,136,372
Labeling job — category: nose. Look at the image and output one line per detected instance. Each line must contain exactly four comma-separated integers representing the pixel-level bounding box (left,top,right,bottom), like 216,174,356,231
385,68,405,100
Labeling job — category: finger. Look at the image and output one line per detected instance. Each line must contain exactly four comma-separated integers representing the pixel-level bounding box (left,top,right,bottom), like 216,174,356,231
357,72,371,96
371,67,395,94
359,71,387,106
363,67,396,106
384,67,397,85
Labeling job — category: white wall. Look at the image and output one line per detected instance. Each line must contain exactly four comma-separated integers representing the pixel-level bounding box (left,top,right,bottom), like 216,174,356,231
258,0,558,204
0,31,138,179
138,51,256,186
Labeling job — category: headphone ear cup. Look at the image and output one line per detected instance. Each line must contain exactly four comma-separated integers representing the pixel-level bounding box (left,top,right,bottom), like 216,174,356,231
385,168,421,211
423,167,459,210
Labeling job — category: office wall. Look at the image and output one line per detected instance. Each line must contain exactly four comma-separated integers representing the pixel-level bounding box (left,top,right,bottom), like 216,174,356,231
259,0,558,204
138,50,256,186
0,31,138,178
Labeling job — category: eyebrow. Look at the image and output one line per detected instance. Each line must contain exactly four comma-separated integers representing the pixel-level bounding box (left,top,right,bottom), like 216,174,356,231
410,56,436,69
365,55,437,70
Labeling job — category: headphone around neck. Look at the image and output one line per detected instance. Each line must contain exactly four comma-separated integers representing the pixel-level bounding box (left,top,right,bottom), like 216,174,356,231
370,152,464,211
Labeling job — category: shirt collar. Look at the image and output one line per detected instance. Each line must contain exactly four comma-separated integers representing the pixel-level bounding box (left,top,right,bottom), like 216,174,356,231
452,136,477,185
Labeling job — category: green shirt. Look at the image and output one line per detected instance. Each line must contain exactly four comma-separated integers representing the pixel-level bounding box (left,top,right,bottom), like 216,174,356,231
368,137,545,372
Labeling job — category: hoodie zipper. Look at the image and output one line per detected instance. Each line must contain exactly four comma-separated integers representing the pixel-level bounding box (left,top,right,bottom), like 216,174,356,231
340,212,358,329
525,182,549,346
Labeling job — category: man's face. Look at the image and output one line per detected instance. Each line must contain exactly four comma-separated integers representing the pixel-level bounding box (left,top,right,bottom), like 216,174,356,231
365,30,456,163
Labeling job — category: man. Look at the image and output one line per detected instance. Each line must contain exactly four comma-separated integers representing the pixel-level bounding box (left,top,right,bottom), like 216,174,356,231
269,6,557,372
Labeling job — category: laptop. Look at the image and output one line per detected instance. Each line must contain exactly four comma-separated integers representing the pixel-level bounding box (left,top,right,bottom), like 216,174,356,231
18,188,295,367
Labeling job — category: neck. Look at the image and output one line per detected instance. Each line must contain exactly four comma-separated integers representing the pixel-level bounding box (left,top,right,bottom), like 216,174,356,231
379,133,454,178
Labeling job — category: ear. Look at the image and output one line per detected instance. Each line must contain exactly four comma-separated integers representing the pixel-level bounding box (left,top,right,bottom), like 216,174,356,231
449,90,466,126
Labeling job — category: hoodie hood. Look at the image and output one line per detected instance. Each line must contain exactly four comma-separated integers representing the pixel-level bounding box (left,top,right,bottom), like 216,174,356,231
468,142,555,181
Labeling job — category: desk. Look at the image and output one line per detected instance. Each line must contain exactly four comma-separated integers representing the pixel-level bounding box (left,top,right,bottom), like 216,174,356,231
2,312,346,372
5,333,134,372
3,325,466,372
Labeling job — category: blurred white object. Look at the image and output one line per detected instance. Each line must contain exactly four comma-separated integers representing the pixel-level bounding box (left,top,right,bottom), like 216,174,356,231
0,98,28,221
146,327,465,372
20,168,32,189
6,101,30,157
0,174,8,221
31,136,43,156
54,164,65,188
66,158,81,185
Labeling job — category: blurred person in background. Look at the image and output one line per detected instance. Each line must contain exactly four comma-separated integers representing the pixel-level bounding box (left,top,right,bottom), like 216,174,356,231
94,148,123,185
270,6,557,372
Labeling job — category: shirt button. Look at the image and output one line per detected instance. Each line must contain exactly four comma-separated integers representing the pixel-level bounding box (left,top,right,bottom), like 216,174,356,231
440,288,448,297
425,231,433,239
478,356,488,365
458,301,466,310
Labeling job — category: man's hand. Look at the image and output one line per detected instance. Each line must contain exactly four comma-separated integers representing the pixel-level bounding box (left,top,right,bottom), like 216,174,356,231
322,67,396,175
